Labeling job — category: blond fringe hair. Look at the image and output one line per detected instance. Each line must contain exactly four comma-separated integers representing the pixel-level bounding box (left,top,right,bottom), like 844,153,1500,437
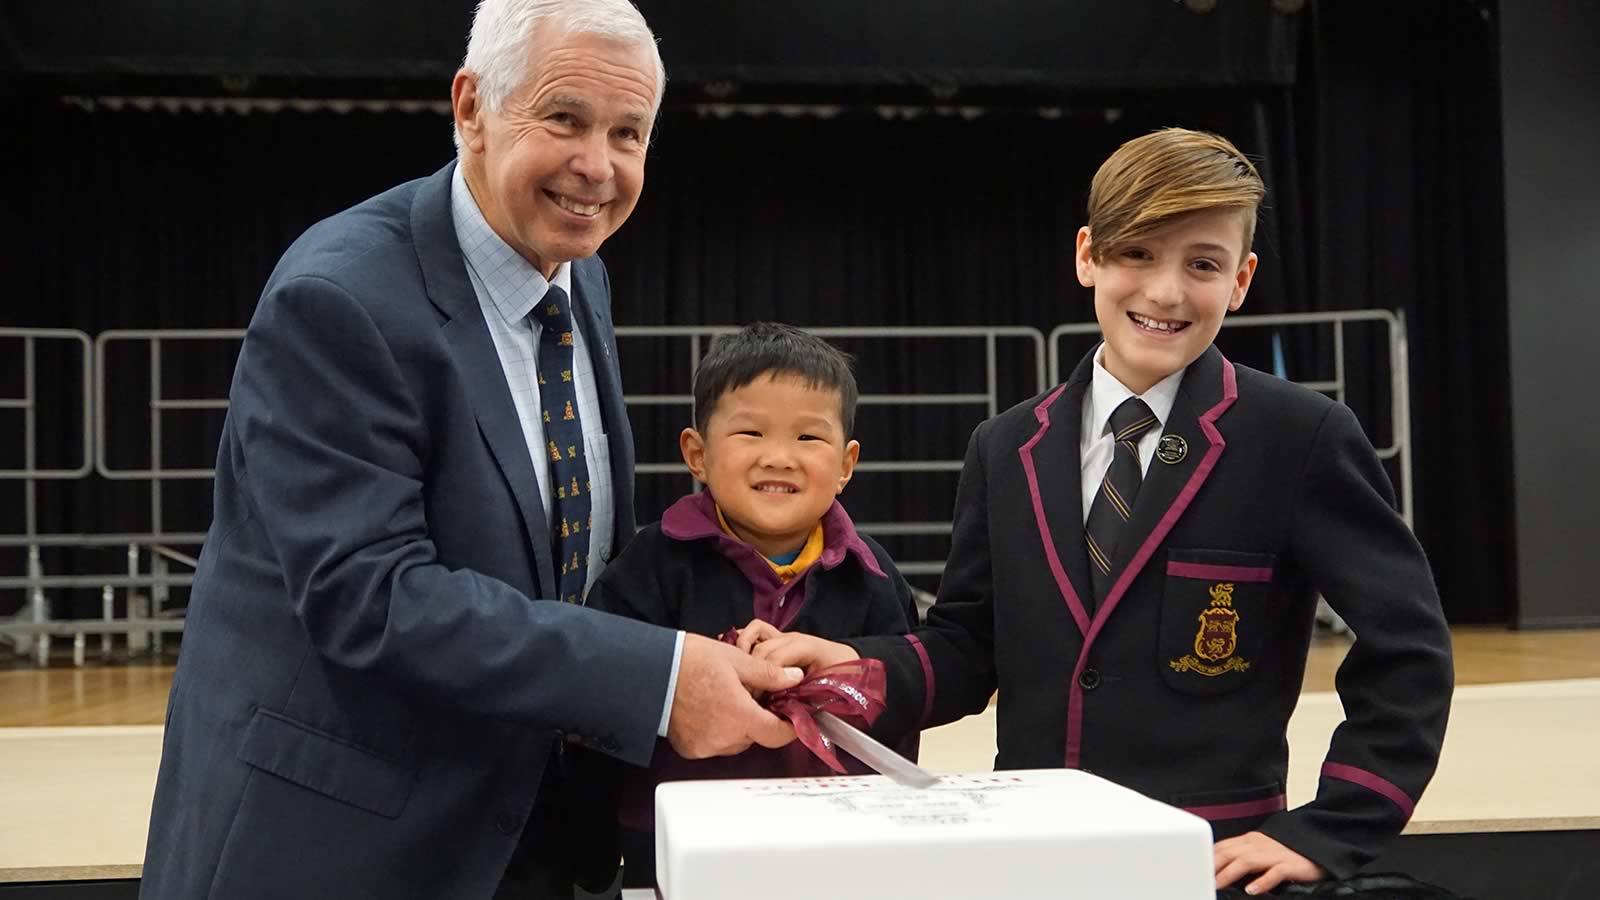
1085,128,1265,262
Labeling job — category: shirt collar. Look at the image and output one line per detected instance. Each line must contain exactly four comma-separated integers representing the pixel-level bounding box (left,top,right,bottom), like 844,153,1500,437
450,164,571,326
1087,342,1186,440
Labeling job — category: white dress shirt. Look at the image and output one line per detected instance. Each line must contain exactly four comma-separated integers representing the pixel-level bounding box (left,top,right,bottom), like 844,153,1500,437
1079,344,1186,524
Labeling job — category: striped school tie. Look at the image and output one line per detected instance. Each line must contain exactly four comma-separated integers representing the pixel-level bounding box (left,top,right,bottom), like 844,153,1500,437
1084,397,1158,608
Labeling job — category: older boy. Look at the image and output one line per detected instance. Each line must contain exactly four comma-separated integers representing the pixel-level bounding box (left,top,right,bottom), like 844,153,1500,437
746,129,1454,895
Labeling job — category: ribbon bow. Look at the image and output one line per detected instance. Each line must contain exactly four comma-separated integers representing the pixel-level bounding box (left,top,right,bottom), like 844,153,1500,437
719,628,887,774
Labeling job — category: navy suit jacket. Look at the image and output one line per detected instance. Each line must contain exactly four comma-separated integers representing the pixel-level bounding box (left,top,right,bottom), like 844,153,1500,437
140,163,677,900
850,346,1453,878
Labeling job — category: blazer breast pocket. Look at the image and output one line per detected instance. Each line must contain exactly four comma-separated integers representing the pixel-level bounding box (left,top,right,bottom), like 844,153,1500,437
1158,549,1277,696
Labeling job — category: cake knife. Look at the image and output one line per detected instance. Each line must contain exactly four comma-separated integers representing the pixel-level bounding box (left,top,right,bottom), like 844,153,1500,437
813,710,941,788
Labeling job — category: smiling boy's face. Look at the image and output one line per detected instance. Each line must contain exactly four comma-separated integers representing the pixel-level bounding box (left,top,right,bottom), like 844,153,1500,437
1076,207,1258,394
680,372,860,559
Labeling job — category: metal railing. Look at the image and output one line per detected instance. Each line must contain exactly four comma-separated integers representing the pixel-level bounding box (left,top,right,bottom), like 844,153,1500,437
95,330,245,485
1049,309,1413,525
0,329,98,664
0,330,235,664
90,329,244,658
4,315,1408,663
0,327,93,487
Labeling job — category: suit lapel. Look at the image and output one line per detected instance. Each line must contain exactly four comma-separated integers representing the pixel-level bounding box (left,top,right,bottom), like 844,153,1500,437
569,260,636,551
1092,347,1237,632
412,162,558,600
1016,351,1097,637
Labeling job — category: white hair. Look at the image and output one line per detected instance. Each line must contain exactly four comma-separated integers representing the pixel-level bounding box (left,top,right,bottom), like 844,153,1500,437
454,0,665,151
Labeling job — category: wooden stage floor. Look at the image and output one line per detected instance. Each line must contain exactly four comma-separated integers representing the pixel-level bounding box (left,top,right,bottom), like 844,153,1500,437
2,626,1599,884
6,626,1599,727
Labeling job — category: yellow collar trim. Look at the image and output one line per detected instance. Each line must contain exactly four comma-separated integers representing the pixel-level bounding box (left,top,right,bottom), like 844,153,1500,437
715,504,826,583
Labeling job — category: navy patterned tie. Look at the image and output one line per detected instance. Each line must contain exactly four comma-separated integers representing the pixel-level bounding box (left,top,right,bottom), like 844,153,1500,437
531,284,592,604
1084,397,1158,608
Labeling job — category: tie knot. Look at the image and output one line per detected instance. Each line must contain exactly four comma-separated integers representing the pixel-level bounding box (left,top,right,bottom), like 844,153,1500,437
531,284,573,334
1109,397,1157,442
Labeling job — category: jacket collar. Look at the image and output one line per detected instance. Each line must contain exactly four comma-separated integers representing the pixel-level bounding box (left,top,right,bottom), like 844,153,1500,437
661,490,885,580
1017,344,1236,638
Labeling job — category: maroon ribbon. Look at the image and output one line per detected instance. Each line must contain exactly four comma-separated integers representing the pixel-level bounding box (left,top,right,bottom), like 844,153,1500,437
719,628,887,774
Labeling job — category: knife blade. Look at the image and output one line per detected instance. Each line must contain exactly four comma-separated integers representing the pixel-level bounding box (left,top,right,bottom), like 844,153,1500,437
813,710,941,788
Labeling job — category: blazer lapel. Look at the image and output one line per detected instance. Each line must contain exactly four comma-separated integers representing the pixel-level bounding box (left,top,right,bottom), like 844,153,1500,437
412,162,558,600
568,260,637,551
1092,347,1238,632
1016,351,1097,637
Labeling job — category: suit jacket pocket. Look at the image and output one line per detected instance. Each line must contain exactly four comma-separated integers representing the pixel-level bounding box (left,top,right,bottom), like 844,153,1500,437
1158,549,1277,696
236,707,415,818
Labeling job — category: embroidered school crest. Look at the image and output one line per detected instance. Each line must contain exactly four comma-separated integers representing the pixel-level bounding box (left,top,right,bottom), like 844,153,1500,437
1169,583,1251,676
1195,582,1238,660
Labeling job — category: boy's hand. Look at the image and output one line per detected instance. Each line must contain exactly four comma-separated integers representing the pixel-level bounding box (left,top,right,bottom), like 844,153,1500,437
733,619,785,654
1213,831,1326,895
736,618,860,673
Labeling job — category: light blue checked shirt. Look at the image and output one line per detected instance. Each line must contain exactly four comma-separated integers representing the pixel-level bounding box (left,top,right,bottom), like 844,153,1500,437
450,166,683,737
450,166,615,589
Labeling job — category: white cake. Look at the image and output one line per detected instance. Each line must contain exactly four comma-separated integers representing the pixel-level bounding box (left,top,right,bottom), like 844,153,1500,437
654,768,1214,900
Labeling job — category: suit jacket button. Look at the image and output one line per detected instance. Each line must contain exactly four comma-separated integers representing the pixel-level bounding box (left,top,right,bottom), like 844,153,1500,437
1078,668,1101,691
495,812,523,835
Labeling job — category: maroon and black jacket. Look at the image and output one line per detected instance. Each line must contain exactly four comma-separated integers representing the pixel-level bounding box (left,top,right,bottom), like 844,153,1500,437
570,490,919,887
848,345,1454,879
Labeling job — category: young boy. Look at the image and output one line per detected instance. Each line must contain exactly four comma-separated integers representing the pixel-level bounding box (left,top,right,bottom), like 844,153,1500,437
573,321,921,891
742,129,1454,895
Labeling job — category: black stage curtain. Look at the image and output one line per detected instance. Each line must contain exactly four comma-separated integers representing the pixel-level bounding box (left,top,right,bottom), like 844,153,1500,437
1295,0,1512,624
0,0,1510,623
1,1,1295,90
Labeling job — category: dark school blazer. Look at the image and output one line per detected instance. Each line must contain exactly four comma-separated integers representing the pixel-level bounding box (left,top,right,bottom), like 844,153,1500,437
850,345,1453,877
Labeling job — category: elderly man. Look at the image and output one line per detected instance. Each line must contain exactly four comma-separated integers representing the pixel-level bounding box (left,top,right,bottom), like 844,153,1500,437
139,2,799,897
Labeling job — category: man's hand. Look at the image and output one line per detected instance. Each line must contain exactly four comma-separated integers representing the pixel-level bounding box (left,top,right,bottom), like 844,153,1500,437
666,633,801,759
1214,831,1326,895
736,618,860,673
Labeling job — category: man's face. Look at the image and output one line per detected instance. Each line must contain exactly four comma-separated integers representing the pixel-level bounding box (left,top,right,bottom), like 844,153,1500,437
1076,208,1258,394
680,374,860,560
454,30,656,277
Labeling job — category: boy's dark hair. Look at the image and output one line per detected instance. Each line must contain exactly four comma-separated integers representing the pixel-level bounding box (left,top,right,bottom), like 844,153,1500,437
693,322,858,438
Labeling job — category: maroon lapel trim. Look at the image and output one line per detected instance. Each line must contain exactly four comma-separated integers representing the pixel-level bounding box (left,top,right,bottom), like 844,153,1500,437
1017,383,1092,637
661,491,782,606
1063,355,1238,768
